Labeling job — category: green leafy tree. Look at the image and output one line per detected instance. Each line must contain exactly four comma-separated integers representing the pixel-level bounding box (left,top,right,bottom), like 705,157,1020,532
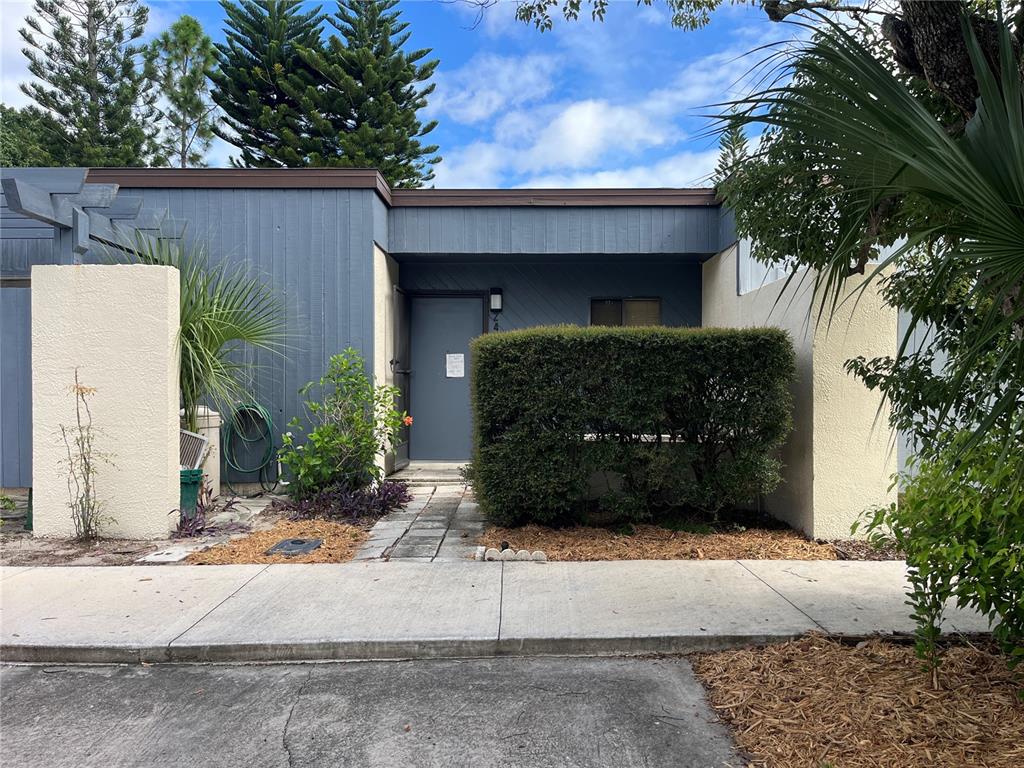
722,15,1024,456
19,0,159,166
210,0,326,167
298,0,441,186
147,15,218,168
0,104,66,166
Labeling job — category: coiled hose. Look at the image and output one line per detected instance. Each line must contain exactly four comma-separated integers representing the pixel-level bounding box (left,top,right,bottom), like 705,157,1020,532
222,402,279,496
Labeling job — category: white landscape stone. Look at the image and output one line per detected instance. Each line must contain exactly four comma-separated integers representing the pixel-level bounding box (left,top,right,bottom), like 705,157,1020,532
531,551,547,562
514,550,531,561
484,548,501,561
500,549,517,561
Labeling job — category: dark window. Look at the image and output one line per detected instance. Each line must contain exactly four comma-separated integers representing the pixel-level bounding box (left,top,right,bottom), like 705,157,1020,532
590,298,661,327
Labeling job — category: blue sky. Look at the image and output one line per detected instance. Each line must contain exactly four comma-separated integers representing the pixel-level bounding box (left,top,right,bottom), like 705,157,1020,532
0,0,777,188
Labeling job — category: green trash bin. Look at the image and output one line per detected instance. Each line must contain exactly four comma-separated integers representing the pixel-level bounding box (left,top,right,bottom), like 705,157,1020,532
180,468,204,518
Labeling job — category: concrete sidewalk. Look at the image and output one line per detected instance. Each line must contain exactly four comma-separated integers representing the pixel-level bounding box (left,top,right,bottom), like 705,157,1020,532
0,561,989,663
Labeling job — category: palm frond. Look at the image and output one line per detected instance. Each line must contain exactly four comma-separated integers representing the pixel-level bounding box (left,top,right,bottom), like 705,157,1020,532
113,234,286,431
720,12,1024,459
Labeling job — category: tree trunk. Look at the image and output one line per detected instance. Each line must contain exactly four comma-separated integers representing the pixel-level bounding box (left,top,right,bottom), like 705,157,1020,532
898,1,979,117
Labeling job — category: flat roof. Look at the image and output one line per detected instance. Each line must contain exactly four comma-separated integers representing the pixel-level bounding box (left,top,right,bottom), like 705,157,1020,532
86,168,719,208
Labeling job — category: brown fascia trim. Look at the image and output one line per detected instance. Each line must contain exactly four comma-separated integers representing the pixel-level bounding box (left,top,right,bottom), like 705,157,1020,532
389,188,719,207
86,168,719,208
87,168,394,205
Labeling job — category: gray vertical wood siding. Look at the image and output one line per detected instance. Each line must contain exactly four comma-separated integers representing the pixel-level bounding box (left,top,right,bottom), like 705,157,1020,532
400,260,702,328
0,287,31,487
2,189,56,276
121,187,379,459
388,206,721,255
1,190,54,486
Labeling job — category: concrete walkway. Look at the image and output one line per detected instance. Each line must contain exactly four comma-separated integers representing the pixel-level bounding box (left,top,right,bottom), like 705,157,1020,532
0,560,989,663
354,484,484,562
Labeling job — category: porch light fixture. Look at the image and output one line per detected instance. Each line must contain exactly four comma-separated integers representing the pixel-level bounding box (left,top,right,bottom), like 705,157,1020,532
489,287,503,331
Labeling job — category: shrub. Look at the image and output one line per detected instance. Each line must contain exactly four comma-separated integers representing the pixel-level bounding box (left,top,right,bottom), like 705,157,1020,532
60,370,113,540
858,432,1024,680
278,348,407,500
471,326,795,526
283,480,413,522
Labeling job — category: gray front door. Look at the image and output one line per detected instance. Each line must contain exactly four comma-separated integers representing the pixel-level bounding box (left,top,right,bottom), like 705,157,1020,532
409,296,483,460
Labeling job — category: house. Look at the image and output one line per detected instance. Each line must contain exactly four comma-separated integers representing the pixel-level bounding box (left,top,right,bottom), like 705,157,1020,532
0,168,897,539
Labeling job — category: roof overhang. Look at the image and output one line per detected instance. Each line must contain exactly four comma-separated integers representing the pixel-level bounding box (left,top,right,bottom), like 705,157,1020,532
86,168,720,209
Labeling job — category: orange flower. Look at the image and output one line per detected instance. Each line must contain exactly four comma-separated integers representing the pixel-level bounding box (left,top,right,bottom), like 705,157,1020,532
403,415,413,426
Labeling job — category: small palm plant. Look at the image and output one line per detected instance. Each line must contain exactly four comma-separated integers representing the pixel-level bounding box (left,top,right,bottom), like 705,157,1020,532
120,234,285,432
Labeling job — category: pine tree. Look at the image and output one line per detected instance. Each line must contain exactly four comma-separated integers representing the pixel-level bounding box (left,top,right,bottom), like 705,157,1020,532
300,0,441,187
148,15,218,168
713,116,748,185
0,104,68,167
210,0,325,167
19,0,159,167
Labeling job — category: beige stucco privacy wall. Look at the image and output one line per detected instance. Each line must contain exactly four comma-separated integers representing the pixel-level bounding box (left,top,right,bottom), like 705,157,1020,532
373,244,401,474
31,264,180,539
702,243,898,539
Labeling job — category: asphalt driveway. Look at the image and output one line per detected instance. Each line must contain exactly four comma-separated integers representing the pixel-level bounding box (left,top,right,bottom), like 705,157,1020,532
0,657,740,767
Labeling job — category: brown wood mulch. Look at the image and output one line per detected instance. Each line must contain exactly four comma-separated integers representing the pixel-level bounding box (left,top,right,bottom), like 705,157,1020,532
187,519,368,565
692,635,1024,768
480,524,838,561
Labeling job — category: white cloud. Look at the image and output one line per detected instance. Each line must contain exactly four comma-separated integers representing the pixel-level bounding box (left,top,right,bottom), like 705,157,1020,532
431,141,508,188
428,52,559,124
518,148,720,189
431,24,775,188
516,99,672,172
432,94,679,187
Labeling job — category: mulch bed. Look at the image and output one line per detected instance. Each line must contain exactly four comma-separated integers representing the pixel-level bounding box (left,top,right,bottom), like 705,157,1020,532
187,519,368,565
480,524,840,561
832,538,905,561
692,635,1023,768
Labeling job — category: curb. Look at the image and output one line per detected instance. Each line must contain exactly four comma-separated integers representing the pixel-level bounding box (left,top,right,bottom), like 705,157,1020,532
0,631,807,665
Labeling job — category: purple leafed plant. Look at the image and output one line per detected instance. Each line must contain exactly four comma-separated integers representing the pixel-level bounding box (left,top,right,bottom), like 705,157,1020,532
171,485,246,538
281,480,413,523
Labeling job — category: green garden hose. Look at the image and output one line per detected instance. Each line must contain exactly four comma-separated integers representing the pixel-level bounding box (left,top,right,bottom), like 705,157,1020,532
222,402,279,496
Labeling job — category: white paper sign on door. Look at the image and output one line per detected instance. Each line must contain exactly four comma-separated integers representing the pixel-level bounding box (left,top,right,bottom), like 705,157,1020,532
445,353,465,378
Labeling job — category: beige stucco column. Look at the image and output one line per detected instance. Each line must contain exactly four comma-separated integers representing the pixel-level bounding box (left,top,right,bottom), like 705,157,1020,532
702,243,898,539
373,244,401,476
31,264,180,539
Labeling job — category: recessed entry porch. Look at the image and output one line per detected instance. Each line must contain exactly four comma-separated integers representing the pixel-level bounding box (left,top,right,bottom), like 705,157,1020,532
375,251,709,471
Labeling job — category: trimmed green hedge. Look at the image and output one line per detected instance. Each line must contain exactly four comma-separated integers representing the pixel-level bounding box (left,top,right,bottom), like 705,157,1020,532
470,326,795,527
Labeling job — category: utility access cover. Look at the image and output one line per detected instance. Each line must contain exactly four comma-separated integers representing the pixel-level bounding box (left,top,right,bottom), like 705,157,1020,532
266,538,323,556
